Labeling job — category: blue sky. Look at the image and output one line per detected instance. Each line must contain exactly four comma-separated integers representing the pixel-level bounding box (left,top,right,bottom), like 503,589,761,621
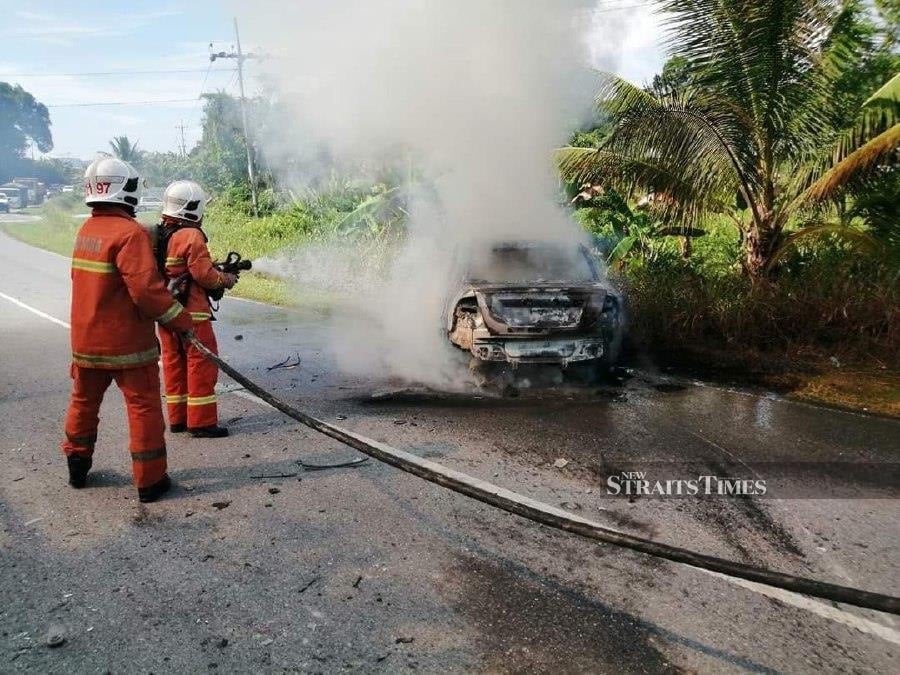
1,1,666,160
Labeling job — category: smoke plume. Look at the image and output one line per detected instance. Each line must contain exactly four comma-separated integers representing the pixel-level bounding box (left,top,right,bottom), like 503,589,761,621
240,1,618,387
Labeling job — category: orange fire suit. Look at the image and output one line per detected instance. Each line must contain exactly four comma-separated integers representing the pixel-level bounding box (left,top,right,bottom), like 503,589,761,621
62,207,192,488
158,225,227,429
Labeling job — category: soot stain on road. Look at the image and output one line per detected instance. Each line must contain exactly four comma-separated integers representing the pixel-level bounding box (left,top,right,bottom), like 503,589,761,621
442,552,679,674
681,459,805,562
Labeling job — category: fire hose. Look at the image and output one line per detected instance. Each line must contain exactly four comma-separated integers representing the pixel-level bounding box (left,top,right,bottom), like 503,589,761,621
186,333,899,616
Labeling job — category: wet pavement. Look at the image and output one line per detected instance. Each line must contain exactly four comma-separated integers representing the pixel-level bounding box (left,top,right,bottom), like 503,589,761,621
0,232,898,672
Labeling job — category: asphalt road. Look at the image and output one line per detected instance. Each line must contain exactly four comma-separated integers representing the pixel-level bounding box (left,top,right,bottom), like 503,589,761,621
0,227,898,673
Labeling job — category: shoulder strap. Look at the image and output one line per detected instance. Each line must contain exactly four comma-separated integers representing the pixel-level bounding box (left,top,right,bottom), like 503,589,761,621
155,222,207,277
154,222,171,278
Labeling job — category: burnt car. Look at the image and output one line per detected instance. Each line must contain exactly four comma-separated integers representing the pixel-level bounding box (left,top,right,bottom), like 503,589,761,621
445,240,622,374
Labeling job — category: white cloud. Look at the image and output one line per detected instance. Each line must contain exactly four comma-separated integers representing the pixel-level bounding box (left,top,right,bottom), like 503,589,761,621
11,7,184,45
589,4,668,85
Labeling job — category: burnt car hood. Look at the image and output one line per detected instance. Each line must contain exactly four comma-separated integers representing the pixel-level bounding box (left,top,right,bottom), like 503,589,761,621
466,281,610,336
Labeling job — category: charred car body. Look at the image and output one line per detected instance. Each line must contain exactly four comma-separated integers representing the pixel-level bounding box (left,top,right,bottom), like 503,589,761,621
446,241,622,371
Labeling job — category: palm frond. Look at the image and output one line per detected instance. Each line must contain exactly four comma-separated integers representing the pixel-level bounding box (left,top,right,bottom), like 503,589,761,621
659,1,846,160
556,145,730,226
784,70,900,208
574,75,759,222
801,124,900,203
864,70,900,107
767,221,880,268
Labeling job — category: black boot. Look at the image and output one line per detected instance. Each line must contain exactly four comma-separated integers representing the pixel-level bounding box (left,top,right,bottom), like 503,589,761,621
189,425,229,438
67,456,92,489
138,474,172,503
170,423,187,433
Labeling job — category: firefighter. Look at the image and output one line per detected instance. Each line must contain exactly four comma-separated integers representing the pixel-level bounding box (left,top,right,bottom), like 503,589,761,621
157,180,237,438
63,158,193,503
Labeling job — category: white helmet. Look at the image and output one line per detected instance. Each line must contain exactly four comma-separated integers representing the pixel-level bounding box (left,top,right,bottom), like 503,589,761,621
162,180,207,222
84,157,142,208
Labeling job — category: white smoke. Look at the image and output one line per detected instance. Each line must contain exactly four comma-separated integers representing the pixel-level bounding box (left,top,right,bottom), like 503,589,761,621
240,1,620,386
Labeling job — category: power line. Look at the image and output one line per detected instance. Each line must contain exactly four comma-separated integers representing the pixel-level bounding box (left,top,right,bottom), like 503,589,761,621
188,59,216,133
593,2,650,11
46,98,200,108
0,68,221,78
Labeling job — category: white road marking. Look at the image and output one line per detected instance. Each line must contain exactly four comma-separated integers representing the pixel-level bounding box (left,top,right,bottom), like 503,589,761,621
216,383,268,407
701,570,900,645
0,291,70,329
5,287,898,640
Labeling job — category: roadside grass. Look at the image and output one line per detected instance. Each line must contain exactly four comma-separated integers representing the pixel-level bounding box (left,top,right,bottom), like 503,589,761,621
1,194,308,307
3,193,83,256
784,368,899,418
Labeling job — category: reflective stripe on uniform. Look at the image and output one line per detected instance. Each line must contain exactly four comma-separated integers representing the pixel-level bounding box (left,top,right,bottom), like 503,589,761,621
66,431,97,447
71,257,116,274
165,257,185,266
131,447,166,462
190,312,212,321
187,394,217,406
166,393,188,403
156,302,184,324
72,347,159,368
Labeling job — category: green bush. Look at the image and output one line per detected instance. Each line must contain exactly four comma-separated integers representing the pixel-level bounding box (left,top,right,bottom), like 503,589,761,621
621,251,899,367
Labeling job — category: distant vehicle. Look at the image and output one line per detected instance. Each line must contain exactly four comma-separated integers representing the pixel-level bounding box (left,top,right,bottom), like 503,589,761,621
61,185,75,193
137,199,164,213
0,187,26,209
0,194,9,213
13,177,47,205
445,240,623,378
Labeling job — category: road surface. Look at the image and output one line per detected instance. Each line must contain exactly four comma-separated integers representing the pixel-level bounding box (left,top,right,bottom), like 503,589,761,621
0,229,898,673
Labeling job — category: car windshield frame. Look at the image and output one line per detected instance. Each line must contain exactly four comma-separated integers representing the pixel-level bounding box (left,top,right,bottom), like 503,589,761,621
462,242,600,285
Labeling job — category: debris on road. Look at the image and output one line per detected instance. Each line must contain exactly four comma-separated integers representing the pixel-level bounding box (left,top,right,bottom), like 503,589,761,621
234,334,243,341
250,472,298,479
45,627,65,648
552,458,569,469
297,457,369,471
211,501,231,510
395,636,414,644
267,354,301,371
297,577,318,594
353,575,363,588
268,487,280,494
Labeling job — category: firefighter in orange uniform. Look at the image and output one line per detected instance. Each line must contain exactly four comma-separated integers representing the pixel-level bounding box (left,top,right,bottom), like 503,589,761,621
157,180,237,438
63,158,193,503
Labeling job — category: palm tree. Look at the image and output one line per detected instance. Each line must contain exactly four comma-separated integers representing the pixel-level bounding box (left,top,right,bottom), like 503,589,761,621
558,0,899,279
108,135,141,164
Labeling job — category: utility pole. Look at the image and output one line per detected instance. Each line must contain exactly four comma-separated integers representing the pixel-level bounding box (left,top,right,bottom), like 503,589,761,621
210,17,259,216
176,120,187,157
